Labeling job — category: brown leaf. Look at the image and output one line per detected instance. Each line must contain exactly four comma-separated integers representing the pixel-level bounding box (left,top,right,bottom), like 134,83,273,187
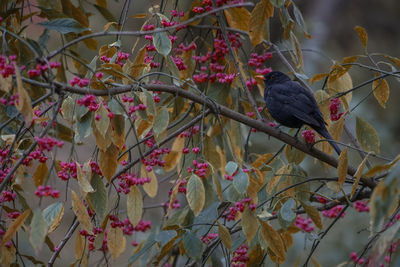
99,143,118,182
127,186,143,226
163,136,185,172
92,118,112,151
1,209,30,246
364,154,400,177
179,50,196,80
130,46,147,78
337,148,348,191
94,102,110,138
75,232,85,260
0,74,12,93
372,73,390,108
310,73,328,85
76,161,94,194
249,0,274,46
354,26,368,48
111,114,125,149
301,202,323,229
33,162,48,187
217,221,232,250
14,63,33,125
351,155,369,198
242,207,259,243
224,7,250,31
71,190,92,234
107,226,126,258
267,165,287,194
259,219,286,262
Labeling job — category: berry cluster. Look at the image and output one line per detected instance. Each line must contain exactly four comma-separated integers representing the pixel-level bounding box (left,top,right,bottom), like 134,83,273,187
0,190,16,203
34,185,60,198
322,205,346,218
294,216,315,232
0,54,17,77
330,98,344,121
224,197,256,221
27,61,61,77
354,200,370,212
302,129,315,144
201,233,218,244
69,76,90,87
116,173,151,194
76,94,99,111
231,244,249,267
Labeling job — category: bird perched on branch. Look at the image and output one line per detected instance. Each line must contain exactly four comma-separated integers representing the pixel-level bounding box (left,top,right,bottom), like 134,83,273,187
262,71,341,155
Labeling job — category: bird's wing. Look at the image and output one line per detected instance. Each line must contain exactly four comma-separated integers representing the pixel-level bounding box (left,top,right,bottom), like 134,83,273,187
273,82,325,127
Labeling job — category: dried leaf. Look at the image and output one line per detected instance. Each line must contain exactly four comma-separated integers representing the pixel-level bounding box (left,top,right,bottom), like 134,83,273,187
127,186,143,226
217,221,232,250
94,102,110,138
43,202,64,234
71,190,92,234
75,232,85,260
14,63,33,125
33,162,48,187
351,155,369,198
372,73,390,108
130,46,147,78
337,148,348,191
111,114,125,149
354,25,368,48
142,165,158,198
76,161,94,194
259,219,286,262
242,207,259,243
163,136,185,171
0,75,12,93
99,143,118,182
107,226,126,258
364,154,400,177
310,73,328,85
301,202,322,229
249,0,274,46
1,209,30,246
186,174,205,216
224,7,250,31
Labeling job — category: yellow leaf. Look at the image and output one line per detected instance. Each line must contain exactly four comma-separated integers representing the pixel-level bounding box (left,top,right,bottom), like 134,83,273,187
141,165,158,198
224,7,250,31
95,102,110,138
14,63,33,125
71,190,92,234
163,136,185,172
249,0,274,47
1,209,30,246
76,161,94,194
242,207,259,243
354,26,368,48
130,46,147,79
107,226,126,258
351,155,369,198
92,118,112,151
186,174,205,216
212,173,223,201
0,74,12,93
337,148,348,191
99,143,118,182
75,232,85,260
166,181,180,217
1,245,16,266
310,73,328,85
252,153,274,169
127,186,143,226
285,145,306,165
267,165,287,194
33,162,48,187
364,154,400,177
104,21,117,31
96,0,107,8
135,118,152,138
155,235,180,265
329,71,353,110
217,221,232,250
259,219,286,262
328,116,345,152
383,55,400,68
372,73,390,108
130,13,147,19
61,96,74,122
301,202,322,229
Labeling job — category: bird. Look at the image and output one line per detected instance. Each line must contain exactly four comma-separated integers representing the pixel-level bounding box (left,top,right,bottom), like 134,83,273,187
262,71,341,155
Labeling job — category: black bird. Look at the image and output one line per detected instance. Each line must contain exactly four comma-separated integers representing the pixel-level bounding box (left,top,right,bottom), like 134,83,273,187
262,71,341,155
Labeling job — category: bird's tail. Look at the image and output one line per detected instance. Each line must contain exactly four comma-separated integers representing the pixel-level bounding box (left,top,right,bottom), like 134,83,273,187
315,127,342,155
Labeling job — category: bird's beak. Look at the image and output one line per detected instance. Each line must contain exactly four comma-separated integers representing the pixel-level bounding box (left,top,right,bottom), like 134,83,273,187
255,75,265,80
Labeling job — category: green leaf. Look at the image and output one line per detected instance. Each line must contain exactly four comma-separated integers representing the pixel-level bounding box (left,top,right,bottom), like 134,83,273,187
270,0,285,7
153,106,169,135
153,30,172,56
278,198,296,229
233,169,249,194
75,112,92,143
29,209,49,254
39,18,88,34
87,173,108,223
43,202,63,227
225,161,238,176
108,98,125,115
356,116,380,153
182,231,203,260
